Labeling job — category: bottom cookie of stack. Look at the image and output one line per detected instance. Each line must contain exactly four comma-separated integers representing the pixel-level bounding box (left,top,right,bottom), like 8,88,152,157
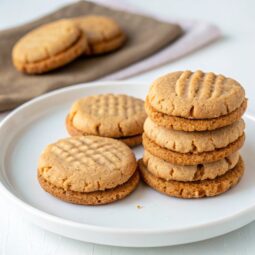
138,152,244,198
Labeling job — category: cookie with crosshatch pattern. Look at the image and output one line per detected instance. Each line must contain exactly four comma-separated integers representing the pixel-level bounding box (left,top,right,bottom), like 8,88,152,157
146,70,247,131
38,136,139,205
66,94,147,147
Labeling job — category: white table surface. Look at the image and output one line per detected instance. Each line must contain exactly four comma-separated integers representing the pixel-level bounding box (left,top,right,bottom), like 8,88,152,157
0,0,254,254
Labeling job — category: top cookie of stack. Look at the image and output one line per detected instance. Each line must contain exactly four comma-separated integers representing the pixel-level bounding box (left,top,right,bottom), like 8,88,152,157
145,70,247,131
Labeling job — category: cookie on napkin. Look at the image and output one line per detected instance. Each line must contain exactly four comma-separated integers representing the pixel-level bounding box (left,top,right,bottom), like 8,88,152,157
12,19,87,74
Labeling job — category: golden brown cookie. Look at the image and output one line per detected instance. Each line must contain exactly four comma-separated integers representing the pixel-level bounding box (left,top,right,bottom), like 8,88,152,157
38,136,139,205
143,133,245,165
38,170,139,205
73,15,126,55
138,157,244,198
12,19,87,74
143,150,239,181
66,114,142,147
147,70,246,119
144,117,245,153
145,98,247,132
66,94,146,146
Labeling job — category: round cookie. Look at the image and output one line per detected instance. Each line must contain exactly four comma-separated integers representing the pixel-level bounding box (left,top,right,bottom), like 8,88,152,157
144,117,245,154
12,19,87,74
66,114,142,147
66,94,146,146
147,70,246,119
38,136,139,205
143,150,240,181
73,15,126,55
145,97,247,132
138,157,244,198
143,133,245,165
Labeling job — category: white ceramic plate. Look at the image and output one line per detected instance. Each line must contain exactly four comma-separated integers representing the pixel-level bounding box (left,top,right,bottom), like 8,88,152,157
0,81,254,247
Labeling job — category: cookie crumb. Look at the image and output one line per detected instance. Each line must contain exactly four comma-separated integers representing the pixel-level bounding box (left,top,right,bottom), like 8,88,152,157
136,205,143,209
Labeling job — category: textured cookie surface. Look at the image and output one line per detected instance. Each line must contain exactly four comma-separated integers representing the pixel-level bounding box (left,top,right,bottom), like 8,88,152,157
66,115,142,147
148,70,245,119
144,117,245,153
12,19,87,73
38,170,140,205
73,15,126,54
143,150,239,181
143,133,245,165
38,136,137,193
145,98,247,132
139,157,244,198
67,94,146,138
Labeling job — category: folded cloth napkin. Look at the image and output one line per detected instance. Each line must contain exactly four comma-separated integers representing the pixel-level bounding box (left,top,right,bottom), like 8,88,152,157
96,0,221,80
0,0,182,111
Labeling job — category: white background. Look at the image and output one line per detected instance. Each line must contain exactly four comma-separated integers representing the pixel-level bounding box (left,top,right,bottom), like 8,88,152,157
0,0,254,254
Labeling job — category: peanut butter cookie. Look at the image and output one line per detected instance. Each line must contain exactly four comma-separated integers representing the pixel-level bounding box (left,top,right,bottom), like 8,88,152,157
73,15,126,55
12,19,87,74
38,136,139,205
147,70,246,131
66,94,146,147
143,150,239,181
139,157,244,198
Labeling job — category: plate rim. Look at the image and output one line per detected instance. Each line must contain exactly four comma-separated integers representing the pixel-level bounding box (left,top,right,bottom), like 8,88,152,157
0,81,255,240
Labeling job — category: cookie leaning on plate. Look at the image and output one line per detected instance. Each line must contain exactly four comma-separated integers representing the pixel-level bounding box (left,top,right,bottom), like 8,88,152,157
66,94,147,147
12,19,88,74
38,136,139,205
73,15,126,55
146,70,247,131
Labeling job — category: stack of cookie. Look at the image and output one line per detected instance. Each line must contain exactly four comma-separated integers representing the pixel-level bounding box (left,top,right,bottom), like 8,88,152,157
12,16,126,74
139,70,247,198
